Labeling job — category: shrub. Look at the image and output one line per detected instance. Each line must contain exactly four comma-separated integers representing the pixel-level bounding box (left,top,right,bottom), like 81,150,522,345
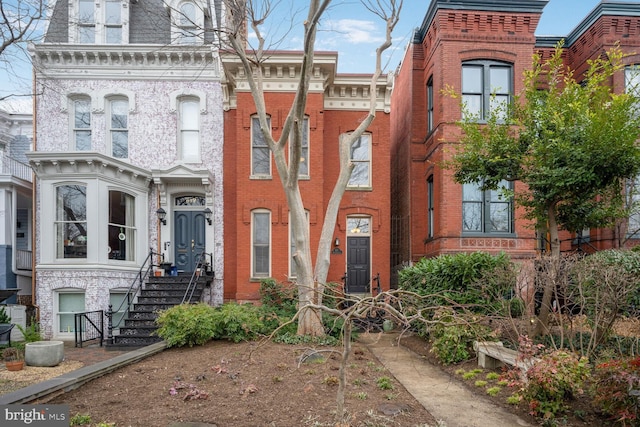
429,309,494,365
155,303,218,347
592,356,640,425
397,251,517,315
211,303,264,343
521,350,590,420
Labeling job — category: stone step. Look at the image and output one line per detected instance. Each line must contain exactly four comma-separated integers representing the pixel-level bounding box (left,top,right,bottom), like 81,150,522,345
118,326,158,337
124,318,157,328
111,334,163,347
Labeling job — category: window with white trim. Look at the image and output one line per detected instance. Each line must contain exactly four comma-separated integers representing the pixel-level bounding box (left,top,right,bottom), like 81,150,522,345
252,210,270,278
108,190,135,261
462,60,512,121
56,185,87,259
251,116,271,177
179,97,200,161
74,0,126,44
72,97,92,151
348,134,371,188
462,180,513,234
170,0,205,45
109,98,128,158
56,291,85,335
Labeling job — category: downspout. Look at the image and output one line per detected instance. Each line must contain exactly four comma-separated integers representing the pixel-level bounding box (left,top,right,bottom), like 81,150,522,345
30,68,38,317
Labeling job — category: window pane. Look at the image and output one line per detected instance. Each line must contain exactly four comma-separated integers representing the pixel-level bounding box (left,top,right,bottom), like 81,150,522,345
181,100,199,129
180,2,196,25
463,203,482,231
74,99,91,128
78,0,94,23
463,95,482,118
78,26,95,43
180,99,199,160
350,162,369,185
58,293,85,333
490,203,510,232
105,0,121,24
489,95,509,118
350,136,369,160
254,213,269,244
75,131,92,151
347,217,370,234
253,212,269,276
463,182,482,201
112,131,128,158
109,191,135,261
57,185,87,258
490,67,510,94
106,27,121,44
462,66,482,93
252,117,271,175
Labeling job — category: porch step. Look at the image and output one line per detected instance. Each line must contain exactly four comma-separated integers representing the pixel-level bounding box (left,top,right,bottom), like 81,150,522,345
108,274,211,349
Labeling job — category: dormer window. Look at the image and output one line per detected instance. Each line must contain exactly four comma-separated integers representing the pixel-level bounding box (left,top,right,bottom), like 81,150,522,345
71,0,129,44
165,0,207,45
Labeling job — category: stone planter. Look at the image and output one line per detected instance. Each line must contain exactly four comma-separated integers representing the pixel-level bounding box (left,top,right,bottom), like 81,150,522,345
25,341,64,367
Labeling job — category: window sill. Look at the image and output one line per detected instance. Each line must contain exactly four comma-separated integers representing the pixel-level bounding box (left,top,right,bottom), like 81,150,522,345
346,186,372,192
461,232,516,238
250,175,272,180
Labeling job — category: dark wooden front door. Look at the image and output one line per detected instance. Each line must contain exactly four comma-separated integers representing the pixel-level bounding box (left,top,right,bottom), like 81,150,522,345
174,211,206,273
347,236,370,293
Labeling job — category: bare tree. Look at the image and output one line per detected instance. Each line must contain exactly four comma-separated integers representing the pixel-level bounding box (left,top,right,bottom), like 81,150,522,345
1,0,44,99
222,0,401,335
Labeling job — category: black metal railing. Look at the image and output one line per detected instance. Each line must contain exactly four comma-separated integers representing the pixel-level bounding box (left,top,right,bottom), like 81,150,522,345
106,249,161,344
181,252,213,304
74,310,104,348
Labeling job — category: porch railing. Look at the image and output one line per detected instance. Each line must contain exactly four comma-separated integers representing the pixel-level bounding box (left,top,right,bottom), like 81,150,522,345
0,155,32,182
16,249,32,270
74,310,104,348
106,249,161,344
181,252,213,304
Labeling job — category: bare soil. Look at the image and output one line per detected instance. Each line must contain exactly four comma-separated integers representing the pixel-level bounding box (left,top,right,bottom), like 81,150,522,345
47,339,438,427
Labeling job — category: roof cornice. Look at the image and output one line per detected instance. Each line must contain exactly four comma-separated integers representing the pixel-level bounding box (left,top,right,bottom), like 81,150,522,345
414,0,549,44
30,44,222,82
563,1,640,46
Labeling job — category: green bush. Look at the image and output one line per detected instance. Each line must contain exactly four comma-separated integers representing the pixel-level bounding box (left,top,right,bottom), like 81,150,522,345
212,302,263,343
155,303,218,347
429,309,494,365
398,251,517,314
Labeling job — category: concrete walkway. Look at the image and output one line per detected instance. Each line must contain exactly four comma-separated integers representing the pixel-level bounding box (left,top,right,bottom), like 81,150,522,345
363,332,533,427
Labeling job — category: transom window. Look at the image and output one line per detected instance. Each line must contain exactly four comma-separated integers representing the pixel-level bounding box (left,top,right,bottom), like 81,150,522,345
56,185,87,259
348,134,371,188
251,116,272,177
462,60,512,121
347,217,370,235
462,180,513,234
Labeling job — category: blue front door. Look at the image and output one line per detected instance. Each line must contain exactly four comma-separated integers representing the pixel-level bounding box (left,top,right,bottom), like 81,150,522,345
174,211,206,273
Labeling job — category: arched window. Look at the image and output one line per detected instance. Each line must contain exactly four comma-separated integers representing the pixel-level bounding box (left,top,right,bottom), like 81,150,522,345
109,97,129,159
251,116,272,177
71,97,92,151
179,97,200,162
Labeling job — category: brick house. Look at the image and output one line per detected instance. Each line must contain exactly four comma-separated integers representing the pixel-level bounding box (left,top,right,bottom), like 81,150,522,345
391,0,640,277
221,51,392,301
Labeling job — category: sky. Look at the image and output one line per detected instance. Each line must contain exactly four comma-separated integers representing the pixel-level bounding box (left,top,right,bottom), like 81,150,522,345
1,0,640,105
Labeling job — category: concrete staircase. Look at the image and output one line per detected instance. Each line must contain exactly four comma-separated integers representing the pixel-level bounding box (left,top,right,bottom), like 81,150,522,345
108,275,210,348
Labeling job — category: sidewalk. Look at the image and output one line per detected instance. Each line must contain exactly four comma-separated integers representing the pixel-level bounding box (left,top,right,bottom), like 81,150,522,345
363,332,534,427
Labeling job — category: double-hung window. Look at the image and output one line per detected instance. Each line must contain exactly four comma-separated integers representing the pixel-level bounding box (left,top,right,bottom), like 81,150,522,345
348,134,371,188
56,185,87,259
462,180,513,234
108,190,136,261
179,97,200,162
104,0,123,43
427,77,434,133
462,61,512,121
109,98,128,158
427,175,434,239
627,176,640,238
251,116,271,177
77,0,95,43
626,65,640,116
252,210,270,278
73,97,92,151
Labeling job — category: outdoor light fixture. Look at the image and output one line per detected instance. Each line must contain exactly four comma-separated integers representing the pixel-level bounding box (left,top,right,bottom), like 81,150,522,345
334,237,340,247
204,207,213,225
156,207,167,225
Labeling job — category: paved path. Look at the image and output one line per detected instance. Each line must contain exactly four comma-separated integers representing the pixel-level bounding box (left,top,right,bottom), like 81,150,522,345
363,332,534,427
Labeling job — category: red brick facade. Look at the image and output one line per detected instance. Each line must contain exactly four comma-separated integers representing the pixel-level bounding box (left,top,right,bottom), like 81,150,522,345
222,52,392,301
391,0,640,274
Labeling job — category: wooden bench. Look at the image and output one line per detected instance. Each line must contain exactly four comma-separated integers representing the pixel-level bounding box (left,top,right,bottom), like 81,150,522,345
473,341,535,371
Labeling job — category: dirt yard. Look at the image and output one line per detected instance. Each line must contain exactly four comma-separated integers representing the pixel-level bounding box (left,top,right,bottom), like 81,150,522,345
45,339,438,427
